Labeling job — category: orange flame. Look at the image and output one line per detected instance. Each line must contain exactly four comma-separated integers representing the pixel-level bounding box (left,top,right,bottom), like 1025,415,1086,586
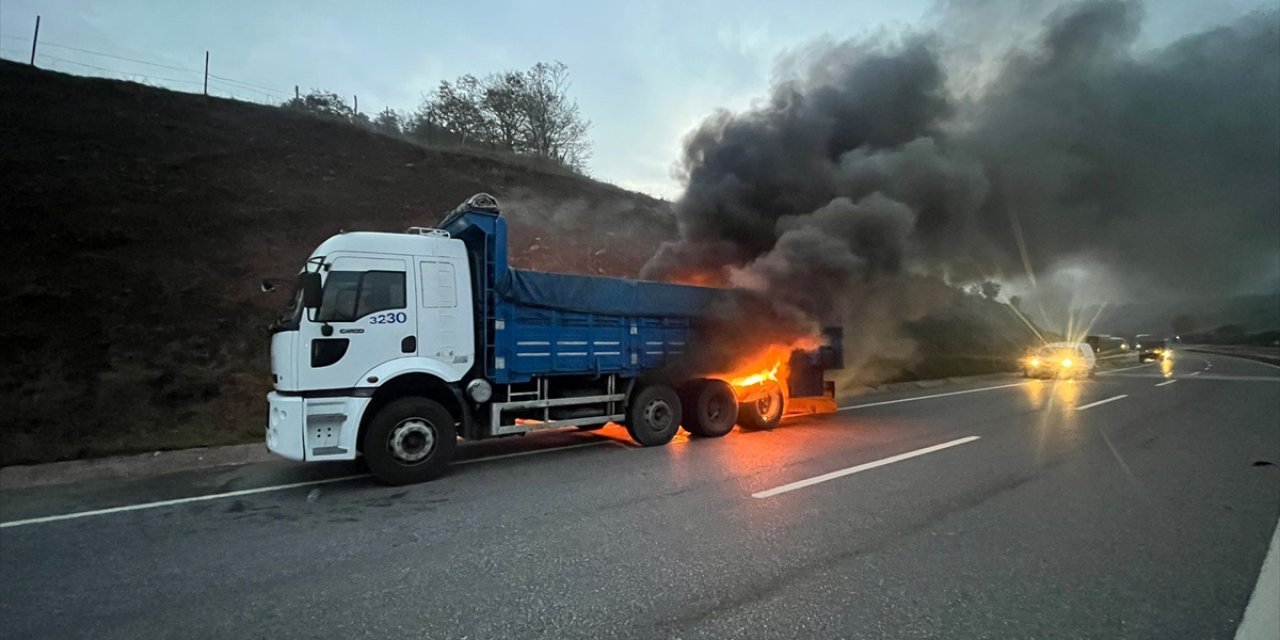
715,340,818,393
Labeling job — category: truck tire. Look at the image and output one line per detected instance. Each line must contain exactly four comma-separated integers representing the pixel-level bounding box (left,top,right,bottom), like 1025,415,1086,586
682,379,738,438
362,397,457,485
625,384,681,447
738,383,784,431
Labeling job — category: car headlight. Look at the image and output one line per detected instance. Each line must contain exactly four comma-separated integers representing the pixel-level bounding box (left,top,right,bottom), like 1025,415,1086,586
1061,358,1073,368
1029,357,1040,367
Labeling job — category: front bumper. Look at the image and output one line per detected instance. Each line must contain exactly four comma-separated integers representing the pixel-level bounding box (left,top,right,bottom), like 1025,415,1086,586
266,392,370,462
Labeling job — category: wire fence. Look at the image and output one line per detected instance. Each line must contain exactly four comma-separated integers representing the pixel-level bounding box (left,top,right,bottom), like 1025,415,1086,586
0,28,305,106
0,17,586,173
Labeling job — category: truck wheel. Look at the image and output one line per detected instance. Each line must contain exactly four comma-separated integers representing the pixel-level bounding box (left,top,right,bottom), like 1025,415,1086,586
362,397,457,485
738,383,784,431
625,384,681,447
682,379,738,438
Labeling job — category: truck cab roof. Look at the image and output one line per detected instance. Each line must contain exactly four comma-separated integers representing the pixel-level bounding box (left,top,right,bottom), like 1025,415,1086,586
309,230,467,261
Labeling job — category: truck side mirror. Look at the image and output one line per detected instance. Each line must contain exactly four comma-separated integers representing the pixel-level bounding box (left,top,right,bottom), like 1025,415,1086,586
301,272,323,309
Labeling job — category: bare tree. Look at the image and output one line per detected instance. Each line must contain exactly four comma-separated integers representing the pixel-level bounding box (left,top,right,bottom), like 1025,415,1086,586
519,62,591,170
413,76,489,145
407,62,592,171
481,71,528,152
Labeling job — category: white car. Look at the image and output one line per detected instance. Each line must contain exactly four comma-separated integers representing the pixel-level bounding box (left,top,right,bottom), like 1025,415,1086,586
1023,342,1098,379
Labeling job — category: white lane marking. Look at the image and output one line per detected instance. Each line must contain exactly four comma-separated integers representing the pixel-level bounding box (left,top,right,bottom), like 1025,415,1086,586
454,439,615,464
0,440,619,529
1077,394,1128,411
838,383,1026,411
1154,379,1178,387
752,436,981,499
1099,362,1157,374
1236,521,1280,640
0,474,370,529
1190,371,1202,377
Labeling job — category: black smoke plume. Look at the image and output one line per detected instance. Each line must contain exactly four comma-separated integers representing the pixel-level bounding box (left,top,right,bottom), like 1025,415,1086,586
644,1,1279,367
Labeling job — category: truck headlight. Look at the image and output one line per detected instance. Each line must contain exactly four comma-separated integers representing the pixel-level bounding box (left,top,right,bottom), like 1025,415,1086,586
1029,357,1040,367
466,379,493,403
1061,358,1073,368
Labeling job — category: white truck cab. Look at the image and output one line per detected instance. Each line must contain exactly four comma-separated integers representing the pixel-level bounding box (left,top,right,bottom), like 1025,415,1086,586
266,228,474,464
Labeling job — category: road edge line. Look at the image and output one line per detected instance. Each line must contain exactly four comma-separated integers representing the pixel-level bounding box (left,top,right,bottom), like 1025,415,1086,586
1236,520,1280,639
0,474,371,529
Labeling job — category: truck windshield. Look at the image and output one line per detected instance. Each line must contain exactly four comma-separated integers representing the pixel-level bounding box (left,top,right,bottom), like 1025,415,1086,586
317,270,406,322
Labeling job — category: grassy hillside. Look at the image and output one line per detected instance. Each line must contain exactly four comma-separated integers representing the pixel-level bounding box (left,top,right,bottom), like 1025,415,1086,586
0,61,674,465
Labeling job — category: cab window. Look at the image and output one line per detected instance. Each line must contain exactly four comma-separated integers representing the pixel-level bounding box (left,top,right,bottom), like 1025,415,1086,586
317,270,405,322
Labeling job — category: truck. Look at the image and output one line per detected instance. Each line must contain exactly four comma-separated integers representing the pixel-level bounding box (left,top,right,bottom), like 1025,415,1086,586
265,194,842,484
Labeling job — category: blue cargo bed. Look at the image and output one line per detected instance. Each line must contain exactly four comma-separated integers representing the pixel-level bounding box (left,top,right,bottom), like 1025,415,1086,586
491,269,720,384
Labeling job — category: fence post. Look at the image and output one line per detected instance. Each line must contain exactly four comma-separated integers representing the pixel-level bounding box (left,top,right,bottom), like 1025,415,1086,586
203,51,209,95
29,15,40,66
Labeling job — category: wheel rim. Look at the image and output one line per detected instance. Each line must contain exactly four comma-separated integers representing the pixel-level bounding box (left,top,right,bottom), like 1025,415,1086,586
756,389,782,421
388,418,437,465
643,399,674,433
706,396,725,423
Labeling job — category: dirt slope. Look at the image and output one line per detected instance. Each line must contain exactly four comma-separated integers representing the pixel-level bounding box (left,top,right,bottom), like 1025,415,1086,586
0,61,674,465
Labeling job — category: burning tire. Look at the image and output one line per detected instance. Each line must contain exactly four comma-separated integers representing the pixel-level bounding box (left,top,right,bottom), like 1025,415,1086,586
738,382,785,431
682,379,738,438
625,383,682,446
362,397,457,485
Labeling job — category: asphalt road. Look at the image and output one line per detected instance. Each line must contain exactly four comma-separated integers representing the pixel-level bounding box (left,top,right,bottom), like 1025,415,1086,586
2,352,1278,639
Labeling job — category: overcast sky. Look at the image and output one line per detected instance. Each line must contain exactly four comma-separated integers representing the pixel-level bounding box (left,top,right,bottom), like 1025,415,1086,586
0,0,1271,199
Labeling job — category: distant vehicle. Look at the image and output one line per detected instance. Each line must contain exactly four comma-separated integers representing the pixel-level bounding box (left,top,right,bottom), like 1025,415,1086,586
1134,336,1170,363
1023,342,1097,379
1085,335,1101,354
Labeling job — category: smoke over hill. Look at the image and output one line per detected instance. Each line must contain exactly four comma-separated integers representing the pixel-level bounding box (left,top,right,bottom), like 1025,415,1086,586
644,1,1279,347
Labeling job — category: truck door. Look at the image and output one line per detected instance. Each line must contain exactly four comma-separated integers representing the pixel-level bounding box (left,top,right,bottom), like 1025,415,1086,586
416,259,467,371
298,255,415,391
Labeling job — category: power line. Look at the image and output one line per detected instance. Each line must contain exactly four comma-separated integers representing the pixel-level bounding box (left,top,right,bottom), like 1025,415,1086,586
207,72,288,96
38,53,205,87
6,33,289,99
208,77,290,99
207,78,288,102
5,26,369,113
34,40,201,73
